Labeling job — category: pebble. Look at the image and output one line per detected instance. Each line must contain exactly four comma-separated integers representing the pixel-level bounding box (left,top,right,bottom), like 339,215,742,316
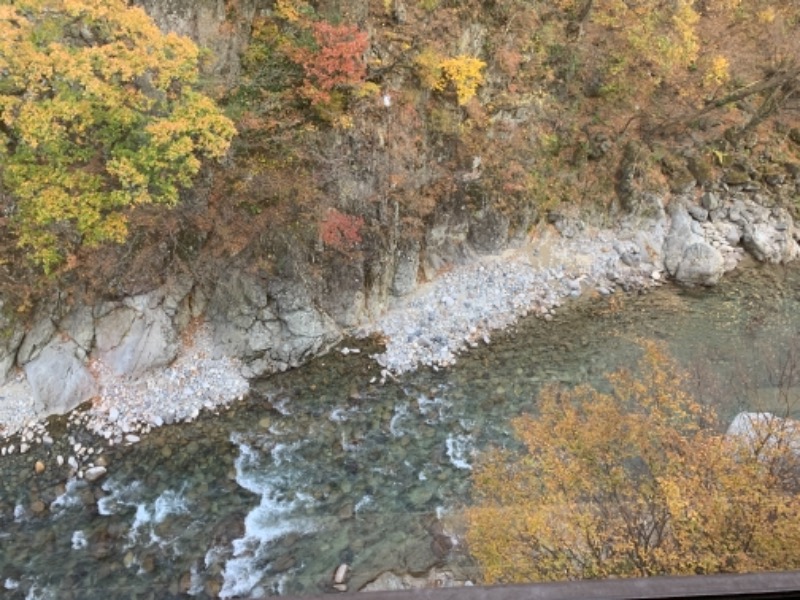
84,466,107,482
56,455,64,466
34,461,45,474
333,563,349,584
124,434,141,444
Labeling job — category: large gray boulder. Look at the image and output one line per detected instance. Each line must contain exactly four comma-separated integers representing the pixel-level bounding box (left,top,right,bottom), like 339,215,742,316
24,340,97,416
727,412,800,456
674,242,724,286
663,203,724,286
742,221,799,263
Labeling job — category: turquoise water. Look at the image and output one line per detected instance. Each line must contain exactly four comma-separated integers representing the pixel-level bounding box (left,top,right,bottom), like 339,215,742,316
1,261,799,598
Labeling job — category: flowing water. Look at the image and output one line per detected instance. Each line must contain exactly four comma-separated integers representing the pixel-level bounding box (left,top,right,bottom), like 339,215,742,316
1,261,800,599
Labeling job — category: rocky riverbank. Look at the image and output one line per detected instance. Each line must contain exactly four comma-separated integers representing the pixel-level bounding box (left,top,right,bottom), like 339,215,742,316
1,190,798,459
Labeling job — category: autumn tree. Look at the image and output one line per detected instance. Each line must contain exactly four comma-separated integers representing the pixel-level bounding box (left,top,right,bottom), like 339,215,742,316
0,0,236,271
466,342,800,584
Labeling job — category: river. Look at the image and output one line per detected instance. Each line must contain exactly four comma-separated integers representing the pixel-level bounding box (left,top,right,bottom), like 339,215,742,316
1,260,799,599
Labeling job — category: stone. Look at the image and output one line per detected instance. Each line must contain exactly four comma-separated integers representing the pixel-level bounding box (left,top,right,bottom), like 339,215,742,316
333,563,349,584
701,192,720,211
17,317,57,365
30,500,46,514
34,461,45,474
742,222,799,264
84,466,108,482
59,306,95,355
687,205,709,222
664,203,698,276
209,274,341,378
271,554,297,573
24,340,97,418
674,242,724,286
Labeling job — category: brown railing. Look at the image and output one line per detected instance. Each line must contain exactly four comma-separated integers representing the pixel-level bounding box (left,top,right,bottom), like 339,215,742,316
290,570,800,600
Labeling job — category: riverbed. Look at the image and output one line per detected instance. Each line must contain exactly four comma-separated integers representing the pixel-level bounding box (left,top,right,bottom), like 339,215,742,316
1,261,799,599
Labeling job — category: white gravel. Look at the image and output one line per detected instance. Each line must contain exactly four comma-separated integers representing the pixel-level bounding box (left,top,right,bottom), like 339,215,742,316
1,325,249,448
83,325,249,443
364,223,668,374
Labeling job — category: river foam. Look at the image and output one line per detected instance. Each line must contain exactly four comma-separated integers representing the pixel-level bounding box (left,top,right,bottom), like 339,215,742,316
216,435,320,599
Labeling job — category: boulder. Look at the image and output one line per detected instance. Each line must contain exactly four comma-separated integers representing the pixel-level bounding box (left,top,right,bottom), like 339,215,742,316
727,412,800,456
664,203,698,276
664,203,724,286
24,340,97,417
742,222,799,264
674,242,724,286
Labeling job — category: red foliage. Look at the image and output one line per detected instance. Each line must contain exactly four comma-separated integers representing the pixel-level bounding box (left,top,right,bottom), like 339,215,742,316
293,21,368,105
319,208,364,252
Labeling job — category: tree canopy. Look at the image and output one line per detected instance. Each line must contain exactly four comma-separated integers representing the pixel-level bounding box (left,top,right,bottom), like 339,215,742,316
0,0,236,271
466,342,800,583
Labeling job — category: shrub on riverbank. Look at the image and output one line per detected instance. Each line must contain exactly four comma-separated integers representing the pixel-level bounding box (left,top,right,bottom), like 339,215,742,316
466,341,800,583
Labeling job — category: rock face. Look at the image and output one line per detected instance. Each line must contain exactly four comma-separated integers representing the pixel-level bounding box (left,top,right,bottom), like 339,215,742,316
0,301,24,383
95,293,179,376
133,0,257,86
24,340,97,417
209,274,341,378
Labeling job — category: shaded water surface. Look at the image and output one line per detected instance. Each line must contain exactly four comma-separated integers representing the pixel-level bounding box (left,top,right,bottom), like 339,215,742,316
1,262,799,598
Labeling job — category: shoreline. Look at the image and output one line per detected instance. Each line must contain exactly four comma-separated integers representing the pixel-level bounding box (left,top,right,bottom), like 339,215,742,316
0,192,792,463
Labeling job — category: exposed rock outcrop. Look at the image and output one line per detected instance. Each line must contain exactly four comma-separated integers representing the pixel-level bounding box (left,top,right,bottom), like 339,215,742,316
209,273,341,378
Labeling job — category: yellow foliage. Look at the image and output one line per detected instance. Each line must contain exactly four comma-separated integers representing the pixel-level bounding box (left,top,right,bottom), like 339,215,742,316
274,0,310,23
414,48,444,92
704,55,730,88
466,341,800,584
439,56,486,105
415,50,485,106
0,0,236,272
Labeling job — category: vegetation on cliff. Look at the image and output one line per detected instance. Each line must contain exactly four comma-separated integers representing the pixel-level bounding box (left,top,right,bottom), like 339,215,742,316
1,0,800,309
0,0,235,273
